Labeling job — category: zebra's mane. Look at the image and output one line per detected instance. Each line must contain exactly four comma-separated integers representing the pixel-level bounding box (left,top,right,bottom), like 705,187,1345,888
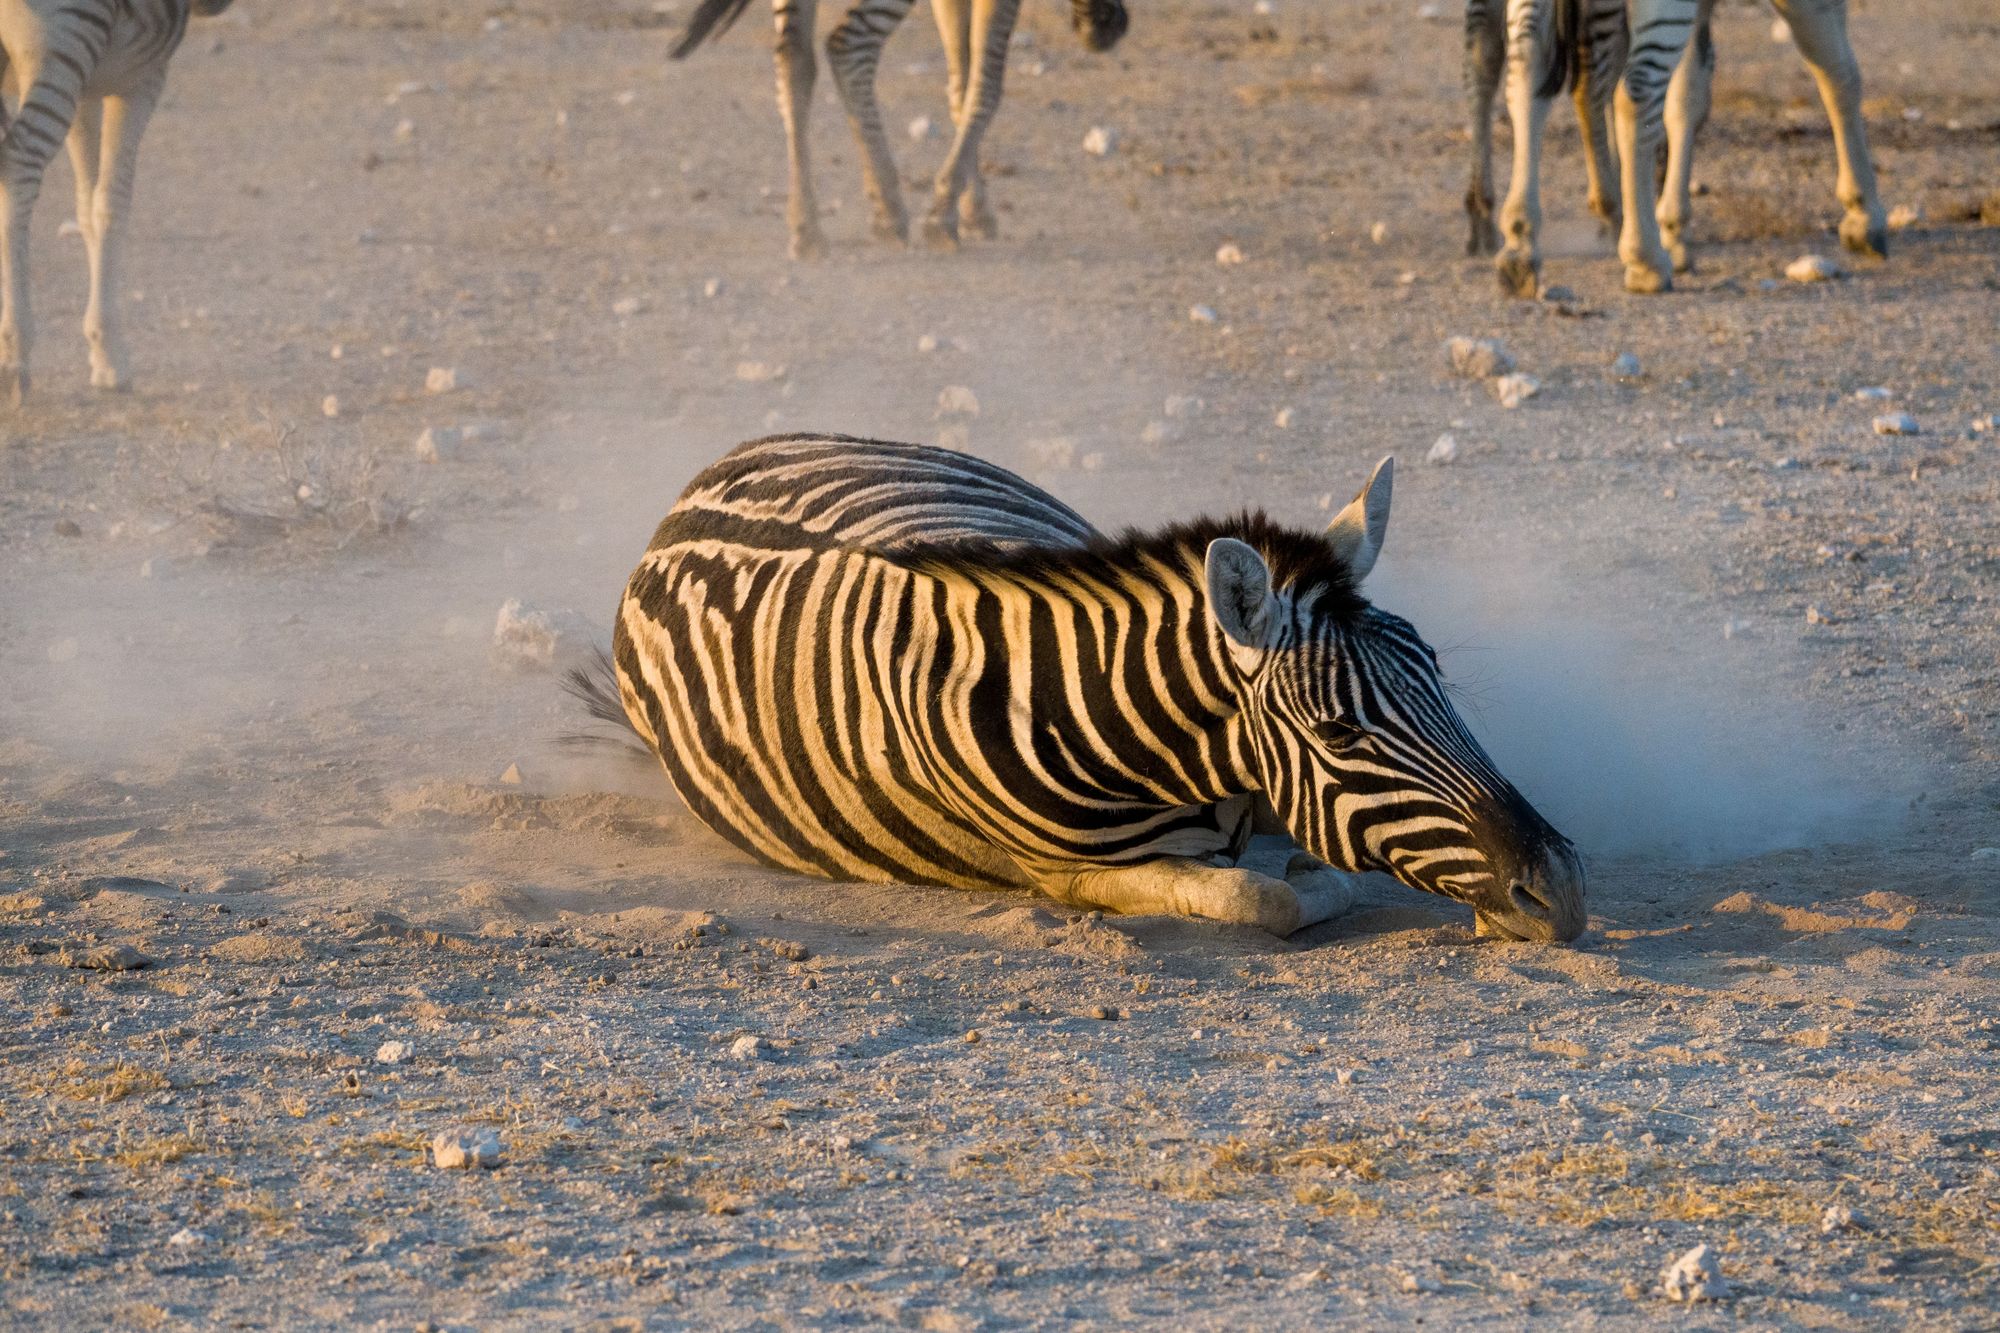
880,511,1370,627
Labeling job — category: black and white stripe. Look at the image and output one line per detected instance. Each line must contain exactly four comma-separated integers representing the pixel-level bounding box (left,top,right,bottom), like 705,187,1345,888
607,436,1584,941
669,0,1127,257
0,0,230,405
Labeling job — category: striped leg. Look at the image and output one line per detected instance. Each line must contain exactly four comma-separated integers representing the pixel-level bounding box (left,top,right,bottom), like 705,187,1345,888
1655,1,1713,274
1462,0,1505,256
931,0,995,238
1035,856,1316,937
920,0,1021,249
1574,0,1626,235
73,81,161,390
1772,0,1885,258
2,35,105,407
772,0,829,259
1494,0,1556,296
826,0,917,245
1613,0,1698,293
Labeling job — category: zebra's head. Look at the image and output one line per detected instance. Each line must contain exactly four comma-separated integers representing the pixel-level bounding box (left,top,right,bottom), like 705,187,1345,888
1071,0,1129,52
1203,458,1585,943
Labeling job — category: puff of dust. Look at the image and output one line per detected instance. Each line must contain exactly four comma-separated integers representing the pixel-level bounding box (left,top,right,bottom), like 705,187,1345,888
1373,557,1915,864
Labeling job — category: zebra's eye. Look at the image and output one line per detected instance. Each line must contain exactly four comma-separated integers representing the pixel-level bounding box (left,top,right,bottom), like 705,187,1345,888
1312,718,1368,752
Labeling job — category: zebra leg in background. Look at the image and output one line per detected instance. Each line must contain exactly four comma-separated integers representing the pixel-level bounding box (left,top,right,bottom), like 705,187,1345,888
773,0,830,259
1612,0,1698,293
1035,856,1319,937
826,0,917,244
920,0,1022,249
1573,0,1626,235
1655,0,1713,275
1772,0,1886,258
1494,0,1556,296
930,0,995,238
1462,0,1505,256
75,83,162,390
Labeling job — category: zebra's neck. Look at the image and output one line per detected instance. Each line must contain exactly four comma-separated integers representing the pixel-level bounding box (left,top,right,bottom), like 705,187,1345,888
931,541,1259,811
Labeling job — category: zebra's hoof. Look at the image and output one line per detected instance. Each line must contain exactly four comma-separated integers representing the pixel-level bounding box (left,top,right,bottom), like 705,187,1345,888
960,205,999,241
1466,218,1500,258
1841,213,1888,260
788,227,829,261
920,213,959,251
871,212,910,246
0,364,24,409
1494,249,1540,299
1622,261,1672,295
90,363,128,392
1667,241,1693,275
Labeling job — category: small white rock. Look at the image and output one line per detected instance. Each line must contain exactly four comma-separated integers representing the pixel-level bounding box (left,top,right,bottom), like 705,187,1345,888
735,360,786,383
1887,203,1922,230
729,1035,765,1062
393,118,416,142
1273,407,1295,429
1821,1203,1860,1234
1971,847,2000,862
907,115,933,141
1872,412,1919,436
703,277,724,299
1025,438,1077,471
492,598,593,672
1425,433,1459,465
1444,335,1515,379
1785,253,1841,283
1400,1272,1441,1294
414,426,462,462
1970,415,1994,434
936,385,981,417
499,762,523,786
1082,126,1119,157
1491,372,1540,408
916,333,940,354
1660,1244,1727,1302
431,1127,503,1170
611,295,645,317
1770,17,1791,42
1806,605,1831,625
614,89,638,108
1079,451,1106,472
321,394,341,418
425,366,459,393
1369,221,1389,245
1163,394,1206,419
1215,242,1244,266
1139,421,1174,446
167,1227,209,1249
1853,386,1893,401
1188,304,1218,325
1611,351,1642,380
374,1040,411,1065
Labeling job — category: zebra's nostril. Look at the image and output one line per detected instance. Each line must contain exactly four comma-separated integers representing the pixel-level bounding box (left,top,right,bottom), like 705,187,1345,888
1509,880,1554,920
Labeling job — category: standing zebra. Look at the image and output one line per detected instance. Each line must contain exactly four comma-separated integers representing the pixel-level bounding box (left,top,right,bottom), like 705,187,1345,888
593,436,1584,942
1471,0,1886,296
0,0,230,405
670,0,1128,258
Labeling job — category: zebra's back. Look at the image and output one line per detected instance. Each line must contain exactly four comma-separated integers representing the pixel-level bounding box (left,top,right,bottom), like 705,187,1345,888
614,436,1109,889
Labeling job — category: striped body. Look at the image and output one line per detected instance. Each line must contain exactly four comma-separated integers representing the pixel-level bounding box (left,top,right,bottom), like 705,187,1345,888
612,437,1586,942
670,0,1126,257
1468,0,1885,295
0,0,228,404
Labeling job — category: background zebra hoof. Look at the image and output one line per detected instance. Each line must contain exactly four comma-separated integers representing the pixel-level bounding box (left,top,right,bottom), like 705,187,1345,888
90,364,128,392
1493,250,1539,299
1841,214,1888,260
1668,242,1693,275
788,228,830,261
1466,217,1500,258
0,365,24,409
920,214,960,251
1622,261,1673,295
960,204,999,241
870,213,910,245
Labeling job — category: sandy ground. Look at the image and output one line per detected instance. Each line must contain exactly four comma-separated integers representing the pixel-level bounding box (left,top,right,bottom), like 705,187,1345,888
2,0,1998,1326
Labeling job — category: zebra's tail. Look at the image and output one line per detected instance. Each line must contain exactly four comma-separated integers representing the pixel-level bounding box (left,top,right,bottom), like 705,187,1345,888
1536,0,1582,99
669,0,759,60
561,645,650,757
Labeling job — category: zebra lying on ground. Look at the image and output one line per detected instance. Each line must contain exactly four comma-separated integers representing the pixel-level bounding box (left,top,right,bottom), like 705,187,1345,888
0,0,231,405
587,436,1585,942
1470,0,1887,296
670,0,1127,258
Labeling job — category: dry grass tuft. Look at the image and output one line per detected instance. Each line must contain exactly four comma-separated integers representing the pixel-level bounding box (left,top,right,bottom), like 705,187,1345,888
30,1060,171,1104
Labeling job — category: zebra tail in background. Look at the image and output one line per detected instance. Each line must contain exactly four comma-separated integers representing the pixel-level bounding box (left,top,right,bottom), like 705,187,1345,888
561,646,650,757
669,0,759,60
1537,0,1581,99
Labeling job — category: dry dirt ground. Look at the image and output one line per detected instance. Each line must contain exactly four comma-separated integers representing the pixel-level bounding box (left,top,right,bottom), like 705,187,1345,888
2,0,1999,1327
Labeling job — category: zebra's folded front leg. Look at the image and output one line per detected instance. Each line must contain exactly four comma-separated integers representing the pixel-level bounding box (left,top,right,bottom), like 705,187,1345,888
1235,834,1360,928
1034,856,1308,937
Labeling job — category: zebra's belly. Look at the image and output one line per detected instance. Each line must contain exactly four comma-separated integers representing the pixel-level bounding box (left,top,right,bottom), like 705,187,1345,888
617,540,1033,890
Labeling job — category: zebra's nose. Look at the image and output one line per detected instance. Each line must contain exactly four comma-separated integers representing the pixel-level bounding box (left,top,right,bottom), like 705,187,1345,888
1509,879,1556,922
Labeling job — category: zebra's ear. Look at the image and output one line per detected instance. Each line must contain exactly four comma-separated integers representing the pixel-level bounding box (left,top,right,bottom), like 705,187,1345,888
1205,538,1277,651
1326,455,1394,582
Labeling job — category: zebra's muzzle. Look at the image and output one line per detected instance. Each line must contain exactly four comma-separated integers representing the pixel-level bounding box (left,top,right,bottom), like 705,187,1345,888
1473,847,1585,944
